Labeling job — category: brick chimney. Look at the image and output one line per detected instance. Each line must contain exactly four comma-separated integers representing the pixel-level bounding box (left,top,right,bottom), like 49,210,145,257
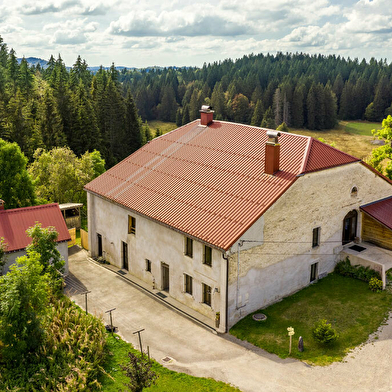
0,199,4,210
200,105,214,126
264,130,281,175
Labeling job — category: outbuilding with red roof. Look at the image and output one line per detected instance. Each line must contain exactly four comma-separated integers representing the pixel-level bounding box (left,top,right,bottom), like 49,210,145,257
0,202,71,274
85,107,392,330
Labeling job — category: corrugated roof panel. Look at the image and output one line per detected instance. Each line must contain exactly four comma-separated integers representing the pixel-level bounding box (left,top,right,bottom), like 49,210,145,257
303,139,359,173
85,120,360,250
0,203,71,253
360,196,392,231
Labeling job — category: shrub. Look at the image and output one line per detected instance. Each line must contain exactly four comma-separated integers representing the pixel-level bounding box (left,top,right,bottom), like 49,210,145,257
335,257,380,282
369,277,383,292
312,319,338,345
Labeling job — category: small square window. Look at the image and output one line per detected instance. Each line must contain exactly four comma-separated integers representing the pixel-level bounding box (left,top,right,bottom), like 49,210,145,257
128,216,136,234
202,283,211,306
204,245,212,266
310,262,318,282
312,227,320,248
184,274,193,295
146,259,151,272
185,237,193,258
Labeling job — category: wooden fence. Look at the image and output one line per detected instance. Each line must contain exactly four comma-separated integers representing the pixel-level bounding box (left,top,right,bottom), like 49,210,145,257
81,229,89,250
68,228,76,246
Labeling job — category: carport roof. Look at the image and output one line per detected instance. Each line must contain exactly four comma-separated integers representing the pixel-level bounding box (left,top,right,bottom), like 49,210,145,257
360,196,392,231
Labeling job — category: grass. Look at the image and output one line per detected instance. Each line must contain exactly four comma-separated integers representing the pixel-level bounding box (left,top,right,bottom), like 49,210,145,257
147,120,177,137
100,333,240,392
291,120,381,160
341,120,381,136
230,274,392,366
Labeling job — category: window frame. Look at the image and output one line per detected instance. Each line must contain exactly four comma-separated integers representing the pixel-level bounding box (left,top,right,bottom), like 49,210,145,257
202,283,212,306
310,262,318,282
203,245,212,267
184,274,193,295
312,227,320,248
185,237,193,258
128,216,136,235
146,259,151,272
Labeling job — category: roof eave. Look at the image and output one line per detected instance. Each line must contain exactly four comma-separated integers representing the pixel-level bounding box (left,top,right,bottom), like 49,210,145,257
85,189,227,252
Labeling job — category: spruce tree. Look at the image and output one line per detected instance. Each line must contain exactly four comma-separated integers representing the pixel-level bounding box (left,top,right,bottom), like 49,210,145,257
251,100,264,126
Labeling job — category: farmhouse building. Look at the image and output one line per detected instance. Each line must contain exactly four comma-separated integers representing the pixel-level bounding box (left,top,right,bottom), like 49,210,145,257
0,202,71,274
85,107,392,331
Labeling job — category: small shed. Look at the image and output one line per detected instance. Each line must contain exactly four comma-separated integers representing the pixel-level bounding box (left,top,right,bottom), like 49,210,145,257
59,203,83,229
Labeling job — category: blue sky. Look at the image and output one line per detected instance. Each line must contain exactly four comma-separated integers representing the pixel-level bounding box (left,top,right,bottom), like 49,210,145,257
1,0,391,68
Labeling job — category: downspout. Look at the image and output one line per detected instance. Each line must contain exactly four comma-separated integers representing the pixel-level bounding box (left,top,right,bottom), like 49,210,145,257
222,252,229,333
236,240,244,310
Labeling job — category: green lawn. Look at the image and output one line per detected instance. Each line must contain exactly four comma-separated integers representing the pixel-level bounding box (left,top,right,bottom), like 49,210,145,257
100,334,240,392
147,120,177,137
230,274,392,366
341,120,381,136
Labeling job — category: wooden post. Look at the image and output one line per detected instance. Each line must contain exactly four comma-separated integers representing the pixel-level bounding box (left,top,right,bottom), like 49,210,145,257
133,329,145,356
105,308,116,336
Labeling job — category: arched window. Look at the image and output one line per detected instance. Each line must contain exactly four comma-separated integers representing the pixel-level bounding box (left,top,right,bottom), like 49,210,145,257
342,210,358,245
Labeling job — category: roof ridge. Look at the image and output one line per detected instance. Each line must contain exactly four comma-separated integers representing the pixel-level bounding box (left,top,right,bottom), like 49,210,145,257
299,137,313,174
0,203,59,214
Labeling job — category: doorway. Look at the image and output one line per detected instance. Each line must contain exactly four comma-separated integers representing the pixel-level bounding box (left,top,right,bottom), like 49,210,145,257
122,241,128,270
342,210,358,245
97,233,102,257
161,263,169,292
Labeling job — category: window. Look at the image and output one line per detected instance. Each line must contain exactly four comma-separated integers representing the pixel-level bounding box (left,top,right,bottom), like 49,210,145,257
128,216,136,234
312,227,320,248
184,274,193,295
146,259,151,272
202,283,212,306
310,262,318,282
185,237,193,258
351,186,358,196
204,245,212,266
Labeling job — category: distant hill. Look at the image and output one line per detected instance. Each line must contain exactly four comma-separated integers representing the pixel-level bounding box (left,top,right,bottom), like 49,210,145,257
17,57,48,68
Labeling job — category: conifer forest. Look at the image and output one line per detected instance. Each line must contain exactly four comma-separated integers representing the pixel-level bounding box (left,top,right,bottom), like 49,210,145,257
1,34,392,170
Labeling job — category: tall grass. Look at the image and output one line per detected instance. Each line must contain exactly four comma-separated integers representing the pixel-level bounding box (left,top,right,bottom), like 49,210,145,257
0,296,107,391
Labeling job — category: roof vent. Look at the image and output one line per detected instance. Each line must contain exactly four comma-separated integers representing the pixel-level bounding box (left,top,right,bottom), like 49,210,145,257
200,105,214,126
265,131,281,175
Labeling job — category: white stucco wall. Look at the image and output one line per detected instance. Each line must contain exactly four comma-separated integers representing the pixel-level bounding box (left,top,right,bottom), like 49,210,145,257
2,241,69,275
227,162,392,327
87,192,225,323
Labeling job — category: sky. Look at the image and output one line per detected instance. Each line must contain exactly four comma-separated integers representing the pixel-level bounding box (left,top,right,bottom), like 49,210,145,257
1,0,392,68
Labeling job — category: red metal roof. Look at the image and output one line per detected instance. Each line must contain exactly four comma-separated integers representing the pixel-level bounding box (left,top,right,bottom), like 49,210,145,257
0,203,71,253
85,120,360,251
360,196,392,231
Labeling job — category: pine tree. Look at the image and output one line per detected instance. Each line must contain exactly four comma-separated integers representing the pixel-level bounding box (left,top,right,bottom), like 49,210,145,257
182,104,190,124
291,84,305,128
124,91,143,154
17,57,34,98
176,108,182,127
37,87,66,150
210,82,226,120
261,106,275,129
251,100,264,126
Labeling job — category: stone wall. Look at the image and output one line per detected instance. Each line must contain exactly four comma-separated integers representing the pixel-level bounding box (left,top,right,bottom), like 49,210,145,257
227,162,392,327
87,192,226,326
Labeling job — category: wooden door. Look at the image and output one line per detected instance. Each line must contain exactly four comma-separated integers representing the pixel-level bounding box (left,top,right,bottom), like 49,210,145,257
343,210,358,244
97,233,102,257
161,263,169,292
122,241,128,270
